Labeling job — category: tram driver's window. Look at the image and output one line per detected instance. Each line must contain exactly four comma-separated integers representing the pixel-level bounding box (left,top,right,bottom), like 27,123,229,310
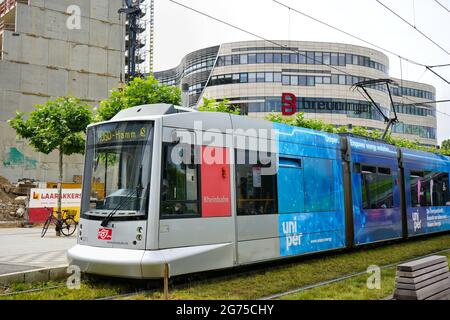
160,143,200,218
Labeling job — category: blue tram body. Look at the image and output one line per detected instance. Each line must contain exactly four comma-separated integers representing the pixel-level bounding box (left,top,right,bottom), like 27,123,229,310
274,123,346,257
345,137,403,245
401,148,450,237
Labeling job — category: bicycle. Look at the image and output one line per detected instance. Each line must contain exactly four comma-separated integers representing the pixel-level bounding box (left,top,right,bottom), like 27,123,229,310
41,207,78,238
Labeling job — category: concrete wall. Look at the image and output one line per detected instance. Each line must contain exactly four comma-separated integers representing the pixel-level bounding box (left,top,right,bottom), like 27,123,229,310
0,0,125,183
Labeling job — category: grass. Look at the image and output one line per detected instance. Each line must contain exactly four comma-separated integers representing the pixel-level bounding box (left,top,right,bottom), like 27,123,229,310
0,234,449,300
0,277,151,300
138,234,450,300
283,251,450,300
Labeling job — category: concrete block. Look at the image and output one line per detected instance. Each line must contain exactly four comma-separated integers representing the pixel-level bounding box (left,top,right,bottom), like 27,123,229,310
23,269,50,283
87,74,108,100
21,36,49,66
396,272,450,290
15,4,47,37
49,266,69,281
2,31,22,62
0,61,22,91
397,255,447,272
69,43,89,71
47,68,68,97
14,3,33,35
107,50,123,77
396,262,449,278
48,39,69,69
395,278,450,300
67,71,89,99
29,0,45,8
88,46,107,75
89,19,108,48
108,0,124,21
44,0,90,18
20,64,48,94
0,90,22,121
108,24,125,51
396,266,449,284
19,91,48,112
91,0,109,21
0,273,25,286
44,9,69,42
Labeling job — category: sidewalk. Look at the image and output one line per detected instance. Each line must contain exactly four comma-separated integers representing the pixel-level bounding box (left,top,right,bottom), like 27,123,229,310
0,227,76,275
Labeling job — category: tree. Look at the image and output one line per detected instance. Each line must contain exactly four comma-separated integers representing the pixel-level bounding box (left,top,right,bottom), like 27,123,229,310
442,139,450,150
9,97,93,233
96,75,181,122
265,112,450,156
198,97,240,115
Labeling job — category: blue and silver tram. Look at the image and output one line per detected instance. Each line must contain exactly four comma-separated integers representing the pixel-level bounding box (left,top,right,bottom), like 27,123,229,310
67,104,450,278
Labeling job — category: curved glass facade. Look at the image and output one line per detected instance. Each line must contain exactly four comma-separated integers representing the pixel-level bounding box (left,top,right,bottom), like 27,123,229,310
154,40,437,145
225,96,389,122
209,71,389,93
216,51,388,73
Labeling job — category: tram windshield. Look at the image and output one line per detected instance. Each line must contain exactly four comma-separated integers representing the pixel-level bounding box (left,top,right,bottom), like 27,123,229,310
81,121,153,218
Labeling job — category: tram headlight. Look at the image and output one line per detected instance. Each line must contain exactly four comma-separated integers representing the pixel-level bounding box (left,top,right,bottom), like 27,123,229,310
136,234,142,241
137,227,143,234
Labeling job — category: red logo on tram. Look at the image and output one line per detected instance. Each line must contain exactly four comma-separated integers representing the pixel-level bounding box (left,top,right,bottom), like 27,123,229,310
98,228,112,240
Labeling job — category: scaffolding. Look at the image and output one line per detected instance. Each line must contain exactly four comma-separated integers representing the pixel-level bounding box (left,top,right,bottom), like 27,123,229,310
122,0,154,80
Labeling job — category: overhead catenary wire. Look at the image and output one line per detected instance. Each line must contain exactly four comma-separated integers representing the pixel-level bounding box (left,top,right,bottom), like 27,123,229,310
168,0,357,79
272,0,427,67
426,66,450,85
375,0,450,56
434,0,450,13
168,0,450,120
167,0,382,111
272,0,450,87
167,0,450,122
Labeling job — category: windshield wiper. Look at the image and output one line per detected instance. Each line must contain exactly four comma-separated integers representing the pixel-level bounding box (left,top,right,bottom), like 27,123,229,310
100,166,144,227
100,188,139,227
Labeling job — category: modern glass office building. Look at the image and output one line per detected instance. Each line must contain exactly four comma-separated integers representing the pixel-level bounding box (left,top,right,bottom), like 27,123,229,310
154,40,437,146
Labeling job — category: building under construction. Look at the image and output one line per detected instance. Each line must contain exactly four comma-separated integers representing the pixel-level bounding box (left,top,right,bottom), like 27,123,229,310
0,0,125,183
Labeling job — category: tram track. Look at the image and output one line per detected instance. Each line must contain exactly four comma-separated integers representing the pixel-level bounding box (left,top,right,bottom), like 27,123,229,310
0,285,66,298
1,245,449,300
260,247,450,300
95,247,450,301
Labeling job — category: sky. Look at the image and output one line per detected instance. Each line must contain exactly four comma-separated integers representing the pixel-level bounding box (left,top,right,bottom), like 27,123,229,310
153,0,450,144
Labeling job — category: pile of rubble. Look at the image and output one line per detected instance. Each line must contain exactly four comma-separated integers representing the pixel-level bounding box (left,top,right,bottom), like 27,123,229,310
0,176,28,221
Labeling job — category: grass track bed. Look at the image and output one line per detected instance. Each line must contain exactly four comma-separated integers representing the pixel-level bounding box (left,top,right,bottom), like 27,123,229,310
1,234,449,300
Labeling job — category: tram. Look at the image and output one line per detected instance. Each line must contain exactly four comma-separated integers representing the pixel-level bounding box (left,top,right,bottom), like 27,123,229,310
67,104,450,278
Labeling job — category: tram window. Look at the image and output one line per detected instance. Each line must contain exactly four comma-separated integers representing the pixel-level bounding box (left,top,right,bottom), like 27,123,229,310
235,150,278,216
361,166,394,210
361,165,376,174
410,171,450,207
160,143,200,218
303,158,336,212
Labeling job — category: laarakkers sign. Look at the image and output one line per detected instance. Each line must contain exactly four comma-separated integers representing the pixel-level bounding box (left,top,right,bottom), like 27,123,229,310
281,92,371,116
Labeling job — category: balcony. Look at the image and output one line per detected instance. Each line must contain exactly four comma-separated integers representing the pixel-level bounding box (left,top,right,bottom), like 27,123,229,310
0,0,28,19
0,0,27,60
